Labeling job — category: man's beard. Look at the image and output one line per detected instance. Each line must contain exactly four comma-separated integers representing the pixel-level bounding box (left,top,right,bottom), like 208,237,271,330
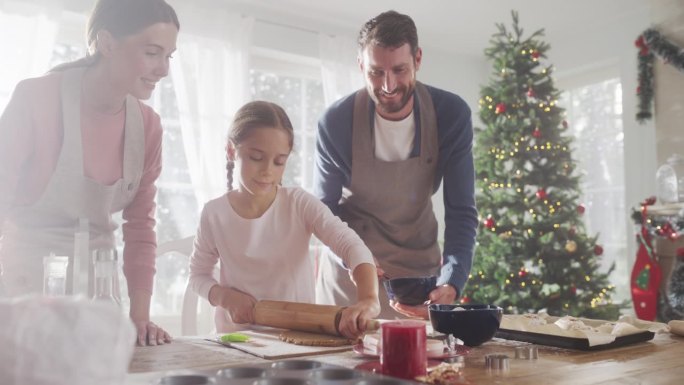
373,83,414,115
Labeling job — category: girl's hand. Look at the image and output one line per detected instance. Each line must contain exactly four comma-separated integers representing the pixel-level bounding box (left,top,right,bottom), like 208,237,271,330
214,286,258,324
132,319,172,346
338,298,380,339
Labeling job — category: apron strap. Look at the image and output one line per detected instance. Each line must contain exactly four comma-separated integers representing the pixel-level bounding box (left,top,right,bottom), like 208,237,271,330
59,67,86,174
122,96,145,191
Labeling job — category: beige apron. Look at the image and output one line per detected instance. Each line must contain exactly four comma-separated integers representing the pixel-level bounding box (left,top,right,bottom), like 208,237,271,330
316,82,440,318
0,67,144,296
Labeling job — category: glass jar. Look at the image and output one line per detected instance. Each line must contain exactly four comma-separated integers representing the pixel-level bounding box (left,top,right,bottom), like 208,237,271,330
43,254,69,296
655,154,684,204
92,248,121,305
666,252,684,318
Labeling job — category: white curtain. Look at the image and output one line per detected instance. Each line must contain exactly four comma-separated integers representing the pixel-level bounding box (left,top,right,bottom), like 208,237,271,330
170,4,254,206
0,0,62,110
318,34,364,106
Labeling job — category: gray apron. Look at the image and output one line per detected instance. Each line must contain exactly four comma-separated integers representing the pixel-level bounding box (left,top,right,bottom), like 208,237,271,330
0,67,145,296
316,82,440,318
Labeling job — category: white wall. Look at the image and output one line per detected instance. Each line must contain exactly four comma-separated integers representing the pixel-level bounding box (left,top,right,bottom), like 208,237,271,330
550,7,654,300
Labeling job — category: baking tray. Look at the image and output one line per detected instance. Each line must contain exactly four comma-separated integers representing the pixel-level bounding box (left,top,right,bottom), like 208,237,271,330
152,359,423,385
494,328,655,351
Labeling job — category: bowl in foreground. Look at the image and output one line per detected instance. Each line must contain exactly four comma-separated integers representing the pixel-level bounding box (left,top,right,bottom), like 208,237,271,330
428,304,503,346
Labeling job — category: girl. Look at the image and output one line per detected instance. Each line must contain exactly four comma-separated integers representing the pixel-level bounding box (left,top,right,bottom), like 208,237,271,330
189,101,380,339
0,0,178,346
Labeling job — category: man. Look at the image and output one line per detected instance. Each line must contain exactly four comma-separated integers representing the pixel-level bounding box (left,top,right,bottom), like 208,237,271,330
314,10,478,319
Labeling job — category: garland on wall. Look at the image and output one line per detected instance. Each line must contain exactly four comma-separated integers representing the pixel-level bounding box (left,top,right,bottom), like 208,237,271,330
631,196,684,240
635,28,684,123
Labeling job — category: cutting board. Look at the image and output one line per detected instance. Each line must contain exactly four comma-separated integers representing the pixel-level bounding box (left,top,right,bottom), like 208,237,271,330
211,326,353,360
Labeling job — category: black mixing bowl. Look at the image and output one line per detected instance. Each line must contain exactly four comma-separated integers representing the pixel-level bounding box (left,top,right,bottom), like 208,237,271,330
382,276,437,306
428,303,503,346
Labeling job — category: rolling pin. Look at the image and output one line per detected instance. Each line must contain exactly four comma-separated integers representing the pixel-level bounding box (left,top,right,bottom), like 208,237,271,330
253,300,380,336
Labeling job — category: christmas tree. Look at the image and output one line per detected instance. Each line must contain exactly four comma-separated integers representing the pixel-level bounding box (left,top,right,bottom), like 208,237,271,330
463,11,619,319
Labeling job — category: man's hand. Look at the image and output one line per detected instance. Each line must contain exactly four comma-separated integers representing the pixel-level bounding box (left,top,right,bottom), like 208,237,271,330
390,284,458,319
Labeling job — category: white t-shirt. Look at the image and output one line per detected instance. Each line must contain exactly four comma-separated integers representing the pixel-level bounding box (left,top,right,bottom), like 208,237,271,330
374,111,415,161
188,186,373,332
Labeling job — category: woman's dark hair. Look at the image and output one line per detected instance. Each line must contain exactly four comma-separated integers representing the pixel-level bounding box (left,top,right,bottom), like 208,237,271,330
226,101,294,191
357,10,419,57
52,0,179,71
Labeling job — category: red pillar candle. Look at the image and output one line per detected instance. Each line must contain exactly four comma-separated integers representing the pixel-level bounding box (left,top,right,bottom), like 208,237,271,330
380,320,427,380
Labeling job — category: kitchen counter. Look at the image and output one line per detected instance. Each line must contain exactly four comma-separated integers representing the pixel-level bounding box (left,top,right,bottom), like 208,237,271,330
126,331,684,385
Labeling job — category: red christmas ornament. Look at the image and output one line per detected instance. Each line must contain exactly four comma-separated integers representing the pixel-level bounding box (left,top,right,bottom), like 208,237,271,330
531,50,540,59
527,87,535,98
484,216,496,229
562,120,568,128
570,285,577,296
577,204,585,214
518,269,527,278
594,245,604,256
532,127,542,138
460,296,470,304
568,226,577,237
495,103,506,114
536,188,547,200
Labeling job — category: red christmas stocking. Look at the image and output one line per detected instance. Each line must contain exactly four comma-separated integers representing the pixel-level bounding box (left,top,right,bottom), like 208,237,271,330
631,227,662,320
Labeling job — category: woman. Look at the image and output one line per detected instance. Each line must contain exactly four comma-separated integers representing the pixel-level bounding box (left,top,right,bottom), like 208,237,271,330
0,0,179,346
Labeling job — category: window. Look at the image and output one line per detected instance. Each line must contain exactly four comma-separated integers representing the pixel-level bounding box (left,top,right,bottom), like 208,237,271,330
249,50,325,192
560,78,627,301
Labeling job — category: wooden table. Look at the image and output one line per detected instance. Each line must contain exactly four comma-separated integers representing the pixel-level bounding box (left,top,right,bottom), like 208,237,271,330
126,332,684,385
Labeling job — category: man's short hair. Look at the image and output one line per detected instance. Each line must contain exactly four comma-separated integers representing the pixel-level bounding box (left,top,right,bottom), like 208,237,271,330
358,10,419,57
